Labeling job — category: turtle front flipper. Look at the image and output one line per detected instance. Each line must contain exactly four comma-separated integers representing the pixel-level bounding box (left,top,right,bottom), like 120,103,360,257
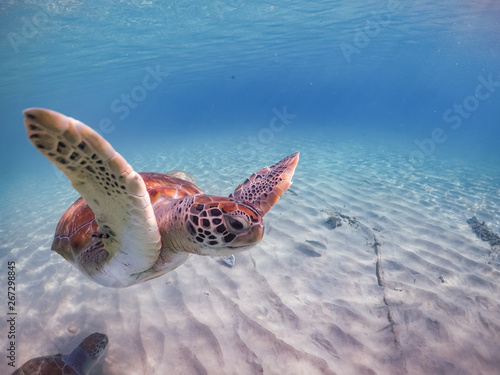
24,108,161,287
230,152,299,216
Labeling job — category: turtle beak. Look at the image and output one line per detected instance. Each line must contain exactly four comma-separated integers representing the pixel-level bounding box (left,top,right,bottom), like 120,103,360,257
229,223,265,250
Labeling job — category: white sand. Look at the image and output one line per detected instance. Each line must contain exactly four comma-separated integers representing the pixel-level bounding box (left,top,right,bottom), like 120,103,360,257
1,132,499,374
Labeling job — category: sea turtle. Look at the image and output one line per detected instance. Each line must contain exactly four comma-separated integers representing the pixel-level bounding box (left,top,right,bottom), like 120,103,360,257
23,108,299,288
12,332,108,375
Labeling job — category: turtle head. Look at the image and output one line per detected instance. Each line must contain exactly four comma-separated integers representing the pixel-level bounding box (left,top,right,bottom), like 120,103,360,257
184,195,264,256
62,332,108,374
172,152,299,256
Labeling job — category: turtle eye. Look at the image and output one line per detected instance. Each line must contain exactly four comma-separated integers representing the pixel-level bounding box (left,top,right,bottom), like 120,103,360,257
224,216,248,233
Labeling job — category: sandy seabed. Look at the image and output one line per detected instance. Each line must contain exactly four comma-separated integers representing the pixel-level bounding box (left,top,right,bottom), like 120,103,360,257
1,132,499,375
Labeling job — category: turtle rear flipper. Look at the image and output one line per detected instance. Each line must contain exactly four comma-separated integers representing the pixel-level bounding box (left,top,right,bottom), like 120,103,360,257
24,108,161,286
230,152,299,216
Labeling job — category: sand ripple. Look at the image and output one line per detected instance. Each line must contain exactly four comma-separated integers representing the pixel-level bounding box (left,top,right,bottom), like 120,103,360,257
1,134,499,374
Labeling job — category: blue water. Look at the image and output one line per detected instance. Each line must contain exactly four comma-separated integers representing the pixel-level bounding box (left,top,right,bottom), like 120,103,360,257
1,0,500,181
1,2,500,373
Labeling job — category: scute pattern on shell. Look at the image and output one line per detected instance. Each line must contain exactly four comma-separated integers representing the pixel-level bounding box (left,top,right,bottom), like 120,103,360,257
52,173,204,256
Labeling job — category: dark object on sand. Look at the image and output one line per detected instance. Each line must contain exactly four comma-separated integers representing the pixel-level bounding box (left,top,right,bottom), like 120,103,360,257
298,243,322,257
467,216,500,250
306,240,327,250
326,215,343,229
221,255,236,268
325,210,358,229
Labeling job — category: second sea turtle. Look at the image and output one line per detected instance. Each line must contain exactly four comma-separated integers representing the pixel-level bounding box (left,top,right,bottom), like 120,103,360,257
12,332,108,375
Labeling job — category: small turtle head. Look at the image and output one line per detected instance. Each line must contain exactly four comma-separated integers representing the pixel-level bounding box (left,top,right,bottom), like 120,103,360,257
62,332,108,374
185,195,264,256
78,332,108,360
